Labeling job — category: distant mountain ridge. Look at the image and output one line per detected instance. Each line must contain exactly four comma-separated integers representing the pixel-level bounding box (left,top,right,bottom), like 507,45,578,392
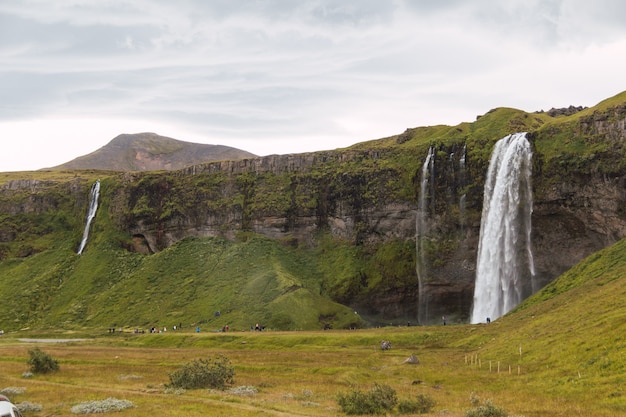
50,132,257,171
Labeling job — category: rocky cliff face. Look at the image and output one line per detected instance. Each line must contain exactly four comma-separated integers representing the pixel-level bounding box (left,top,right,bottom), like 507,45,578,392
112,149,416,253
531,103,626,285
2,101,626,325
533,175,626,281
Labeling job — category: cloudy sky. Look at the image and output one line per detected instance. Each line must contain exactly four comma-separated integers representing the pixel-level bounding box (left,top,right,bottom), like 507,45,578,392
1,0,625,172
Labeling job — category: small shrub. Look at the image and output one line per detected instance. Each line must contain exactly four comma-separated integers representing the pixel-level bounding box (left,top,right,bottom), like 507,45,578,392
371,384,397,411
398,393,436,414
167,354,234,390
118,374,143,381
27,347,59,374
466,400,508,417
0,387,26,396
337,383,397,415
229,386,258,396
16,401,43,413
70,398,134,414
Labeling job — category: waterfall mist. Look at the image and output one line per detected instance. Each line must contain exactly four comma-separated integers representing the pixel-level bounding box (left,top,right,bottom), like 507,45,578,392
471,133,535,323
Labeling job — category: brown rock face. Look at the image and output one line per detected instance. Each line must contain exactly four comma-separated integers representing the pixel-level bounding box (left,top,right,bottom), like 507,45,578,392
533,176,626,284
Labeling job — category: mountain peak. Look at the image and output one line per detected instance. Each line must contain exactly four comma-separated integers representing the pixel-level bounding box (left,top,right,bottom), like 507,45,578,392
50,133,257,172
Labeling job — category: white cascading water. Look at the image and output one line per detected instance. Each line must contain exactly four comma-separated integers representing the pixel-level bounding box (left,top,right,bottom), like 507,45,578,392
471,133,535,323
77,180,100,255
416,146,434,324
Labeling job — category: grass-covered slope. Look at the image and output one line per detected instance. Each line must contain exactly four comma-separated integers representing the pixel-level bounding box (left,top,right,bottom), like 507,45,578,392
451,236,626,413
0,231,365,331
0,170,362,331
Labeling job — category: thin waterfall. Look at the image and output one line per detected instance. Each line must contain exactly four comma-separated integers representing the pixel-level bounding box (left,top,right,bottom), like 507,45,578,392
459,194,467,231
459,144,467,231
77,180,100,255
416,146,434,324
471,133,535,323
459,144,466,172
446,151,456,205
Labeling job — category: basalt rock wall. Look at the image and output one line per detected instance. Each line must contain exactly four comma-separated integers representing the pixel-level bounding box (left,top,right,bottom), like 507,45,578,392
111,150,418,253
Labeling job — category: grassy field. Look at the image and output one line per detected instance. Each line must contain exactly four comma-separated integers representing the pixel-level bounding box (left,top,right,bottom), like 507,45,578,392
0,319,624,416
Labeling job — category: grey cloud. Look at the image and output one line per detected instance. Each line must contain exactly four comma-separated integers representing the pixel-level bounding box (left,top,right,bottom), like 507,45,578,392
0,0,624,159
178,0,395,26
402,0,626,48
0,72,73,119
400,0,469,15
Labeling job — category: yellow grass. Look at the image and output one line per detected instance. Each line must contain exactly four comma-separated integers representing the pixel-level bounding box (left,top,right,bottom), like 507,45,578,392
0,327,621,416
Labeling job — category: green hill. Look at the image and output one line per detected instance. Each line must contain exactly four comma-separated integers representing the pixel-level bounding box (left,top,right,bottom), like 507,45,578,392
449,236,626,413
0,227,364,331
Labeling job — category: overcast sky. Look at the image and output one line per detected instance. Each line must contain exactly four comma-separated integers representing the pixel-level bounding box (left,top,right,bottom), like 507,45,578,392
1,0,625,172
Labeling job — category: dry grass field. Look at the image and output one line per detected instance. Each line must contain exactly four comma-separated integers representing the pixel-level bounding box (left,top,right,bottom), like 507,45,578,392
1,324,622,417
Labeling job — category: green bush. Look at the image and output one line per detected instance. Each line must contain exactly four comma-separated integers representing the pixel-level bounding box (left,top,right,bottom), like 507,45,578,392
466,400,508,417
336,383,397,415
398,393,436,414
27,347,59,374
167,354,234,390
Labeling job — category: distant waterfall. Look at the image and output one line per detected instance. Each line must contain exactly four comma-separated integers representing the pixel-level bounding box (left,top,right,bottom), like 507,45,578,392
416,146,434,324
77,180,100,255
459,144,467,230
471,133,535,323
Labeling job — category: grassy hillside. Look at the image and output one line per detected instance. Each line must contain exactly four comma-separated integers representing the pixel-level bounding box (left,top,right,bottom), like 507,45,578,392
0,230,365,331
450,236,626,413
1,238,626,416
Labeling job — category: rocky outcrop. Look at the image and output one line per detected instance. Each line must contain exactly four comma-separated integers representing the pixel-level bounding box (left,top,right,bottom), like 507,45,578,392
533,175,626,283
0,178,85,215
544,105,587,117
114,156,418,253
180,149,391,176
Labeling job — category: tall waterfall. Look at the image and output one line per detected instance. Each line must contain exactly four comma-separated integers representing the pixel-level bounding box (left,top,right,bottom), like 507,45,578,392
77,180,100,255
471,133,535,323
416,146,434,324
